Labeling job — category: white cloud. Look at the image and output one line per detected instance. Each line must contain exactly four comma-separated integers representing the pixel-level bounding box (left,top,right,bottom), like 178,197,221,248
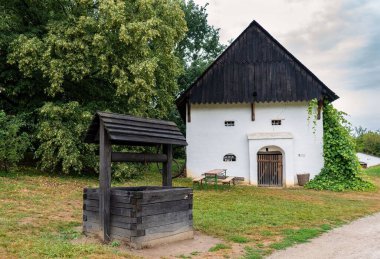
193,0,380,130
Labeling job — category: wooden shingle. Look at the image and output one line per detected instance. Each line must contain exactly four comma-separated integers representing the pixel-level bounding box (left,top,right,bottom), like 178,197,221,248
176,20,339,120
84,112,187,146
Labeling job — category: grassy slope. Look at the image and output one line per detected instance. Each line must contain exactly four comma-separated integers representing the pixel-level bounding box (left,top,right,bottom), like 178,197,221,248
0,166,380,258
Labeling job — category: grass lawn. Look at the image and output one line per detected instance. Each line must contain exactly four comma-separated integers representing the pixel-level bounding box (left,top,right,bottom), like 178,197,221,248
1,165,380,258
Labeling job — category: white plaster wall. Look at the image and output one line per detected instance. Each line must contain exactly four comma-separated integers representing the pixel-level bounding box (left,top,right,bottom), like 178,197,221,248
186,102,324,186
357,153,380,167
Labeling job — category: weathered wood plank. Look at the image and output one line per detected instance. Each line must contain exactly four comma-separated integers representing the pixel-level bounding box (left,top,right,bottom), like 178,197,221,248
162,144,173,187
83,186,194,246
101,117,180,133
107,128,186,142
111,152,167,163
84,192,133,203
187,102,191,123
104,123,183,135
83,222,143,237
138,188,192,204
110,133,187,146
131,222,193,242
138,200,192,217
110,207,134,217
140,210,192,229
99,120,112,242
84,199,192,216
84,199,133,209
98,112,177,126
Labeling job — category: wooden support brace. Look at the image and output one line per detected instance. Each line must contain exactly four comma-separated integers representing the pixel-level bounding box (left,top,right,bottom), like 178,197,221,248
99,121,112,242
251,102,255,121
187,102,191,123
162,144,173,187
317,99,323,120
111,152,168,163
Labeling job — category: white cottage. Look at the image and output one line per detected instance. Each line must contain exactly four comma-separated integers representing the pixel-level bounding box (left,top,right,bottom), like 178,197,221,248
176,21,339,187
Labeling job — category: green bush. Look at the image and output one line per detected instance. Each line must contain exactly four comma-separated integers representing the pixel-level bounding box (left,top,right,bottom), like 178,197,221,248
112,163,146,181
35,102,97,174
356,131,380,157
0,111,30,170
305,101,374,191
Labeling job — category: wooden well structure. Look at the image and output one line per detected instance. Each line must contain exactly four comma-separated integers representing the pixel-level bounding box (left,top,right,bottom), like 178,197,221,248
83,112,192,248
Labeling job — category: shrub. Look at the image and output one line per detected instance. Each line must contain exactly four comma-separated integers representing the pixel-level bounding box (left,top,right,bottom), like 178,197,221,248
35,102,97,174
356,131,380,157
0,111,30,170
305,101,374,191
112,163,146,181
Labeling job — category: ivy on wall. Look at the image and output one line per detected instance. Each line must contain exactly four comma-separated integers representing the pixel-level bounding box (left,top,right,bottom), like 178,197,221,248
305,100,374,191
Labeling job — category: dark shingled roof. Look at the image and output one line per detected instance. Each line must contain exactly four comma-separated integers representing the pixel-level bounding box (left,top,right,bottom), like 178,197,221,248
84,112,187,146
176,20,339,120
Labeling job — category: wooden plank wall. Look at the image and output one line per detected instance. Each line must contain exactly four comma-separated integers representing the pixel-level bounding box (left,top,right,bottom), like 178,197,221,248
83,187,193,248
176,21,339,121
257,154,283,187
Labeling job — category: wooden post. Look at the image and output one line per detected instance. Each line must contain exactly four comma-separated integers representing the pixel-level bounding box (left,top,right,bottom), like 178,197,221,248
317,99,323,120
162,144,173,187
99,121,112,242
251,102,255,121
187,102,191,123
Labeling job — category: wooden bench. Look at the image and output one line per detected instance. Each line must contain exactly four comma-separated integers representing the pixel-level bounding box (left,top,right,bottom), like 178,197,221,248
222,176,245,186
192,176,205,187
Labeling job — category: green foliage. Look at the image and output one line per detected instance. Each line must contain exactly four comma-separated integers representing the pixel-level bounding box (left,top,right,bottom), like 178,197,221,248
110,241,120,247
364,165,380,176
7,0,186,118
169,0,226,141
242,246,263,259
306,101,374,191
306,98,318,134
0,0,225,174
208,243,231,252
35,102,96,174
355,130,380,157
0,111,30,170
269,228,324,250
229,235,250,243
0,0,191,174
1,167,380,258
176,0,226,93
112,163,146,182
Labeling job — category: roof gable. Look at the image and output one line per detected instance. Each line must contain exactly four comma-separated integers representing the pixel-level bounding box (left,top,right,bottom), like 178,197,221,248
176,21,338,119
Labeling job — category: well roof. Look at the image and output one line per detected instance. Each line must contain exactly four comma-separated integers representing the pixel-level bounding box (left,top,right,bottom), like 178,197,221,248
84,112,187,146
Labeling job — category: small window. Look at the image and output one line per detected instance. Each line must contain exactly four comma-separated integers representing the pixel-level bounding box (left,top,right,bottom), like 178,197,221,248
223,153,236,162
225,121,235,127
271,120,281,125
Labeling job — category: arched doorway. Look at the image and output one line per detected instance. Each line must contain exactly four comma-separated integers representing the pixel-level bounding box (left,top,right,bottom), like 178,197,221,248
257,146,283,187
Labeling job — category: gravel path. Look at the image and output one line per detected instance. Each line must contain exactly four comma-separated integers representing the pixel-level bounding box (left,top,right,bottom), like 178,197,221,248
268,212,380,259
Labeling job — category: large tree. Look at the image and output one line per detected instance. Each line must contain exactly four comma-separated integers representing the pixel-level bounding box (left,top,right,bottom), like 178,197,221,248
1,0,187,173
176,0,225,93
0,0,225,174
5,0,186,118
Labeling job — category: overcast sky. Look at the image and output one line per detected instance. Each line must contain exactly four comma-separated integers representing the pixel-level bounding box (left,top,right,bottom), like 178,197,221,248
193,0,380,131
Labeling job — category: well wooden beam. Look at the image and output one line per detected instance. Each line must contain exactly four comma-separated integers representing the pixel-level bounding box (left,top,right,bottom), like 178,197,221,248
99,121,112,242
187,102,191,123
251,102,255,121
162,145,173,187
111,152,168,163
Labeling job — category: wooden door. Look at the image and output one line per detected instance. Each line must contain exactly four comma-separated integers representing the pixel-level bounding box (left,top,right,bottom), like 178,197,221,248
257,152,283,187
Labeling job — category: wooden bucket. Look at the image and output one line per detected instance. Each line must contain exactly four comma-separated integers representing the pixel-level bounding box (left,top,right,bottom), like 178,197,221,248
297,173,310,186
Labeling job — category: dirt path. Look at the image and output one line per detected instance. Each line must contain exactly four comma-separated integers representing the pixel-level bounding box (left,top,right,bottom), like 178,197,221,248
268,212,380,259
125,231,245,259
